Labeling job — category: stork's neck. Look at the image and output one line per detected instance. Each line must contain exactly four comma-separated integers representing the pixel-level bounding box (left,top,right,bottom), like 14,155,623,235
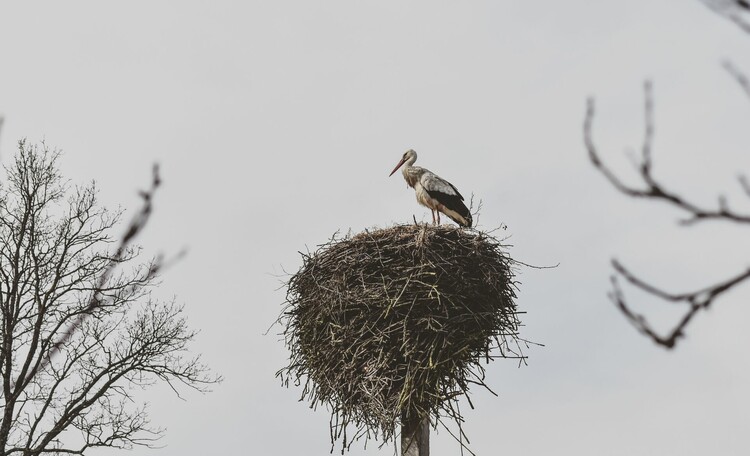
400,155,417,175
401,163,422,188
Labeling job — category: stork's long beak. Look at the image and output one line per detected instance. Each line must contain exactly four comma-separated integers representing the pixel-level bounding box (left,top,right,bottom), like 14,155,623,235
389,157,406,177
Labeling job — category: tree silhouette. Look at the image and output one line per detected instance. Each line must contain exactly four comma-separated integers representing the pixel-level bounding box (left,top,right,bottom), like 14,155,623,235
0,140,220,454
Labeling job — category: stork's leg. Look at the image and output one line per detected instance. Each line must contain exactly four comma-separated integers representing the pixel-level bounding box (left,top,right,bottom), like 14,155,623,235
436,211,441,225
430,209,436,225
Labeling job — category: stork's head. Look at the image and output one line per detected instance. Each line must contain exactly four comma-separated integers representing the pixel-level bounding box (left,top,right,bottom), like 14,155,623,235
389,149,417,176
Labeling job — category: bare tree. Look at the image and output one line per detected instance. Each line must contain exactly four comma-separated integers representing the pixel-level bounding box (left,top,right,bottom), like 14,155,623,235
0,140,219,454
585,71,750,348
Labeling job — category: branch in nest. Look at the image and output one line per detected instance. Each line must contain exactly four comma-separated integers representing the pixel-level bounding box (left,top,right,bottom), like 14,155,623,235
468,193,484,227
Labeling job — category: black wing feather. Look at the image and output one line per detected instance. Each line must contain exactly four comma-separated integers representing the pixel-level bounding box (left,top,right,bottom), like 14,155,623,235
426,188,473,227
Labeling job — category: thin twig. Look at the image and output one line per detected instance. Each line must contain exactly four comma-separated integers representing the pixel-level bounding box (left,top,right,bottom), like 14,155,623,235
700,0,750,33
610,262,750,348
585,80,750,349
17,165,163,387
585,83,750,225
723,60,750,99
0,115,4,160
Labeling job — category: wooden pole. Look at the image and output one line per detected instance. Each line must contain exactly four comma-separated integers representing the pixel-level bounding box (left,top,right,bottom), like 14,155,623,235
401,414,429,456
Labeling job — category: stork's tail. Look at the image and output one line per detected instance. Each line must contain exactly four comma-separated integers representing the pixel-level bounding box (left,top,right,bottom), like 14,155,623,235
443,204,472,228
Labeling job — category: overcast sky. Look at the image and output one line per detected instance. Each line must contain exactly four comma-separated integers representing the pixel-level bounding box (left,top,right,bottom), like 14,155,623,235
1,1,750,455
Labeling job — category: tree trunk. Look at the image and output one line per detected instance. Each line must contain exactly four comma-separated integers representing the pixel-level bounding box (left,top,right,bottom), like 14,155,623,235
401,413,429,456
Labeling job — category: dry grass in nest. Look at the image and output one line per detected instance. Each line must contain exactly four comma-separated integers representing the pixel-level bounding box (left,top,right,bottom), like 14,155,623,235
277,224,526,452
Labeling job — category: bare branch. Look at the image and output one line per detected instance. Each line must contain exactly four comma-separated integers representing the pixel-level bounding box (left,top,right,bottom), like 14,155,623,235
700,0,750,33
586,80,750,349
610,261,750,348
0,142,219,454
17,165,163,389
739,175,750,198
723,60,750,99
585,82,750,225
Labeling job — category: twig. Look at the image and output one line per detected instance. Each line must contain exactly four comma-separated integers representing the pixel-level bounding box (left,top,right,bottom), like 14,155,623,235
585,82,750,225
700,0,750,33
17,165,164,387
585,80,750,349
739,175,750,198
469,194,483,227
610,261,750,348
0,115,4,159
723,60,750,99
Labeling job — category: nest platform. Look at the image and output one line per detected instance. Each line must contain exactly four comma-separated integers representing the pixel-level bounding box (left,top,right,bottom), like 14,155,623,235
278,224,524,450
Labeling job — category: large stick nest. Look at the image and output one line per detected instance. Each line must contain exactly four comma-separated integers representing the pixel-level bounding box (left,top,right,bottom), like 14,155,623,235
278,224,525,451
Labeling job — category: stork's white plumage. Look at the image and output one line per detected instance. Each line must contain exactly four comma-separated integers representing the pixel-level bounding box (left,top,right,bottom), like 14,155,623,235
389,149,473,227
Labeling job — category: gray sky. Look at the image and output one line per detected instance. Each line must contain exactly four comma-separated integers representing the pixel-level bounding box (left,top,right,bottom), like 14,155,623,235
1,1,750,455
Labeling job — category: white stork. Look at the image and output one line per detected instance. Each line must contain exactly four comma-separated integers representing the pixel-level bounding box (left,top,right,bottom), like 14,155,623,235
389,149,473,228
